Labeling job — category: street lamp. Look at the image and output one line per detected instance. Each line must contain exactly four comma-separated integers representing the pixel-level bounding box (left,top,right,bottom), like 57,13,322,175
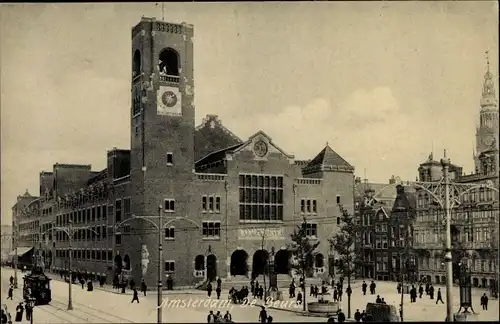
115,207,200,324
49,222,100,310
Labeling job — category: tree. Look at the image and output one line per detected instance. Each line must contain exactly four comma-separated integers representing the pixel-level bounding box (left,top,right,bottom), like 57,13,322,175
330,204,361,319
288,218,320,311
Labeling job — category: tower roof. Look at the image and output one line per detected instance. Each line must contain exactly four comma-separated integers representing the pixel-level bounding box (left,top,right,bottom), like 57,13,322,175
481,50,497,107
305,144,354,172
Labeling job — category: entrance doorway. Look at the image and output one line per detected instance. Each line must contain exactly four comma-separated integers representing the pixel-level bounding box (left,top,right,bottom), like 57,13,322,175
252,250,269,279
274,250,290,274
230,250,248,276
206,255,217,281
114,255,122,274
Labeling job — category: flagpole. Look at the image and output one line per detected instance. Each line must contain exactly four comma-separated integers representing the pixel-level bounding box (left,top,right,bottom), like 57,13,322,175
162,3,164,21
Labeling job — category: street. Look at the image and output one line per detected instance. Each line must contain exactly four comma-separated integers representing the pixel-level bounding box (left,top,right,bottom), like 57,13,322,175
1,268,324,323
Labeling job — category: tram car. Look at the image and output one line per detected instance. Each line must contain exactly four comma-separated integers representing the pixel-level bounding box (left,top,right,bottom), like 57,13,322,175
22,268,51,305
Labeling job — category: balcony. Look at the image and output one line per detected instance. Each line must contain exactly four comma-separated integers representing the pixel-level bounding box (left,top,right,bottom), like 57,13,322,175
159,74,180,84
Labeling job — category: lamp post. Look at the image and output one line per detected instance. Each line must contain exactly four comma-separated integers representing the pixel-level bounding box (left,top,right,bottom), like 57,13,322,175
49,223,100,310
114,207,200,324
399,229,411,322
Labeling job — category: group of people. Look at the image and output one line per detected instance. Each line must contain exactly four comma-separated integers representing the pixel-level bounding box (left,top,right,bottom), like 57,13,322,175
206,278,223,299
206,310,232,323
397,282,444,304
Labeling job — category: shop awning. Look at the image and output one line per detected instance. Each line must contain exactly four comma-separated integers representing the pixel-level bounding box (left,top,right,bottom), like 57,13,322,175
8,247,34,257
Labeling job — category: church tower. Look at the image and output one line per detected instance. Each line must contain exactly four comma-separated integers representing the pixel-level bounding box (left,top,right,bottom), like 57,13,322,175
474,52,498,174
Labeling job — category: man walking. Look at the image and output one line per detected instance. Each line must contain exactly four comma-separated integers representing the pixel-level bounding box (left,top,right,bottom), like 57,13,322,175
436,288,444,304
480,293,488,310
131,288,139,303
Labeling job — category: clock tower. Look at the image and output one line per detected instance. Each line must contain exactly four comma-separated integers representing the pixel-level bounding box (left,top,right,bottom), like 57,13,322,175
127,17,196,282
474,53,499,174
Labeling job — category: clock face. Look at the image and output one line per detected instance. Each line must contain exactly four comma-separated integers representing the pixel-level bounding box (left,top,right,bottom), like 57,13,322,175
161,91,178,108
254,140,268,157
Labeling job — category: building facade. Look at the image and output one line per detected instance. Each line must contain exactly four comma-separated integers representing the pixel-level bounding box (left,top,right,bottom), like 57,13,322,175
413,60,499,288
11,17,355,287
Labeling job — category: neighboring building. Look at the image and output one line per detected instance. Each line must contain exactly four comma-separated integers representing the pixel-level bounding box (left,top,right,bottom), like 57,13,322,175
1,225,13,262
413,60,499,288
355,181,416,281
11,17,355,287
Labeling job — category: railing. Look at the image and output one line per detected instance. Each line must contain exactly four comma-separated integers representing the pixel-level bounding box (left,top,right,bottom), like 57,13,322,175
196,173,226,182
159,74,180,84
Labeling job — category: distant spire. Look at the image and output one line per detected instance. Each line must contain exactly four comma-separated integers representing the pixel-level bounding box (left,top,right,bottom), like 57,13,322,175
443,149,447,158
482,50,496,99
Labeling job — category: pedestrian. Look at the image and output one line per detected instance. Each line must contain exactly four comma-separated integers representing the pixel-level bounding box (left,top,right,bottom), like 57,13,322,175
217,277,222,289
418,284,424,299
337,309,346,323
370,281,376,295
80,278,85,290
1,309,8,324
121,280,126,294
216,286,221,300
223,311,232,322
296,291,302,305
288,283,295,298
131,288,139,303
259,306,267,324
25,303,32,322
7,286,13,300
9,276,14,285
267,315,273,323
375,295,381,303
425,282,430,295
480,293,488,310
429,285,435,300
397,283,401,294
362,281,367,295
346,285,352,298
338,287,343,302
207,282,213,298
354,309,361,322
14,303,23,323
436,288,444,304
381,298,387,304
333,288,338,301
207,310,216,323
141,279,147,296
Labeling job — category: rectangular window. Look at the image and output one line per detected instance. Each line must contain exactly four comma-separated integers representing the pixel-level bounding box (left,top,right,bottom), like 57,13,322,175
115,199,122,222
97,206,101,220
306,200,311,213
165,227,175,239
302,222,317,237
312,200,317,213
124,198,131,216
166,152,173,165
202,196,207,211
215,196,221,213
91,250,96,260
96,250,101,261
238,173,284,221
115,234,122,245
202,221,221,238
123,225,131,234
336,195,341,204
301,199,305,213
337,217,340,225
164,261,175,272
164,199,175,212
103,205,108,219
108,250,113,261
208,197,214,211
92,207,96,221
102,226,107,238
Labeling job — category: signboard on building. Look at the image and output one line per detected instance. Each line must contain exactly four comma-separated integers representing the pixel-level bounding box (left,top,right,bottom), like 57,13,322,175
238,228,285,240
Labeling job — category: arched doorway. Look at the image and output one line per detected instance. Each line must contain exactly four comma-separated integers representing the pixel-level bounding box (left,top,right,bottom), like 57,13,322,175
194,255,204,277
481,278,487,288
252,250,269,279
230,250,248,276
315,253,324,268
123,255,131,271
274,250,290,274
206,255,217,281
114,255,122,274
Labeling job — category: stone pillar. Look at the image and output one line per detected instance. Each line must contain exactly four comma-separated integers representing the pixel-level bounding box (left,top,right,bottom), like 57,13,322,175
226,257,231,280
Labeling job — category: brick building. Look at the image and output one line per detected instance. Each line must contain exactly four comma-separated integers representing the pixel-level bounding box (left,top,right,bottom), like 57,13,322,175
413,60,499,288
11,17,355,287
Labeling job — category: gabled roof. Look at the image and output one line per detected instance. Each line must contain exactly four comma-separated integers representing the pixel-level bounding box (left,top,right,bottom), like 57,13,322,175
303,144,354,174
232,130,294,159
22,190,32,198
195,143,245,167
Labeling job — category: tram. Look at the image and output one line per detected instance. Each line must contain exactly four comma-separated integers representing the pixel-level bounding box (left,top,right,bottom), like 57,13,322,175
22,267,52,305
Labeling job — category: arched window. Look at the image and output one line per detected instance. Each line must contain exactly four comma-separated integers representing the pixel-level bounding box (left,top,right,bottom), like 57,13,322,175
315,253,324,268
132,50,141,77
123,254,131,271
158,48,179,76
194,255,204,271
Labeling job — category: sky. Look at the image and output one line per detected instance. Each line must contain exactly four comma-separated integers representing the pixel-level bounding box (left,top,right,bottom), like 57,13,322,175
1,2,498,223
